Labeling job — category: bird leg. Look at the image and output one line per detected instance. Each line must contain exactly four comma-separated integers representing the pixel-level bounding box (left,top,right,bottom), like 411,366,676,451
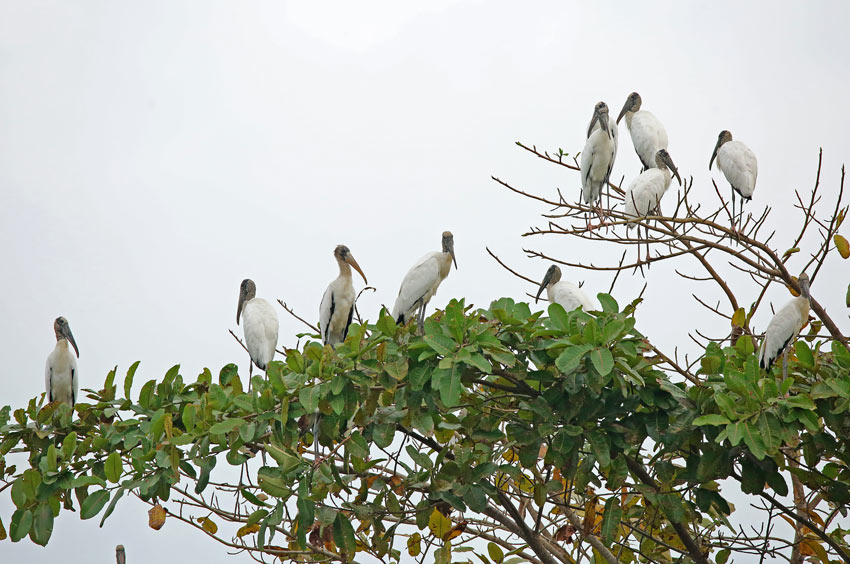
417,300,427,335
248,360,254,392
782,348,789,380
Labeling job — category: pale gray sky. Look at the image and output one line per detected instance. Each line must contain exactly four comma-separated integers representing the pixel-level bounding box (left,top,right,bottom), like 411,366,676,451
2,1,849,561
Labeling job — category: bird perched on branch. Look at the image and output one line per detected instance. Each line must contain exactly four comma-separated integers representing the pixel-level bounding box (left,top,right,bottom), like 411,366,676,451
319,245,368,346
535,265,595,312
580,101,618,214
617,92,669,172
236,279,279,380
623,149,682,263
392,231,457,334
709,130,758,232
758,273,811,378
45,316,79,407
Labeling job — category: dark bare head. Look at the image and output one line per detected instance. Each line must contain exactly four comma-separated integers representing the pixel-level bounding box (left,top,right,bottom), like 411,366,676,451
709,130,733,170
442,231,457,269
535,265,562,303
54,316,79,358
334,244,368,283
237,279,256,325
655,149,682,186
588,101,611,137
616,92,642,124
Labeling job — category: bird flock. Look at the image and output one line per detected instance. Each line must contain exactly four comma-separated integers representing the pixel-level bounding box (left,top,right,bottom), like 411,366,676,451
44,92,810,409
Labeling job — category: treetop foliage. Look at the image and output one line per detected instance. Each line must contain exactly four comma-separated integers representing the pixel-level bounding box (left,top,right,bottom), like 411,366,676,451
3,295,850,564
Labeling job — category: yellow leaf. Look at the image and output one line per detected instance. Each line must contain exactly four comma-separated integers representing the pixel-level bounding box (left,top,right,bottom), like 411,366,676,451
502,449,517,463
237,523,260,538
428,508,452,539
198,516,218,534
148,503,166,530
0,515,6,541
835,234,850,259
803,536,830,564
788,277,801,297
163,413,173,439
731,307,746,328
445,521,467,541
407,532,422,557
782,247,800,259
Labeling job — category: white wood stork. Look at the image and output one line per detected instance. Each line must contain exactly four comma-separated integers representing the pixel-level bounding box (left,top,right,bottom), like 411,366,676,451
236,279,279,380
709,130,758,232
580,101,618,214
758,273,811,378
45,316,79,407
319,245,368,346
616,92,669,171
623,149,682,262
535,265,595,312
392,231,457,333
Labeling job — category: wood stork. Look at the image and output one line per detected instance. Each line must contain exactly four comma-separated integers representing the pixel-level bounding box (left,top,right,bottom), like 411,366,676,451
580,101,618,214
319,245,368,346
709,130,758,232
623,149,682,262
236,279,279,380
392,231,457,333
535,265,595,312
45,316,79,407
758,273,811,379
616,92,669,171
116,545,126,564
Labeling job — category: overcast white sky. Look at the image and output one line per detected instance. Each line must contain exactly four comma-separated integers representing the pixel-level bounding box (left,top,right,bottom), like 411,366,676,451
2,1,849,561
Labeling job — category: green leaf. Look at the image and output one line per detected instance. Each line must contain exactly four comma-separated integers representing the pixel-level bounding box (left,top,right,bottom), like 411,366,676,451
589,348,614,377
333,512,356,556
601,496,622,544
124,360,140,399
693,414,731,426
488,541,505,563
432,366,462,408
757,412,783,454
46,444,58,473
795,341,814,369
298,387,321,413
104,451,122,484
547,303,569,331
741,421,767,460
716,548,731,564
9,509,32,542
556,345,592,374
62,432,77,460
597,293,619,313
209,418,244,435
424,334,457,356
406,445,434,470
256,467,291,498
80,489,111,520
587,430,611,467
99,488,125,527
655,493,685,523
832,341,850,368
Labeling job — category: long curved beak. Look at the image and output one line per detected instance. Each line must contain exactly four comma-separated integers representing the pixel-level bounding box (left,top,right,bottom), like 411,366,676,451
535,271,553,304
450,248,458,270
587,112,599,138
616,99,631,124
236,293,246,325
709,140,721,171
663,153,682,186
346,255,368,284
65,326,79,358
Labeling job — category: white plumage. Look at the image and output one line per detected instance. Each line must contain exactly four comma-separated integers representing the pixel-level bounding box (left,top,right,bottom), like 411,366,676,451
319,245,368,346
536,265,594,311
710,130,758,230
617,92,668,171
392,231,457,332
623,149,681,224
45,317,79,407
758,274,811,375
237,279,279,377
580,101,618,207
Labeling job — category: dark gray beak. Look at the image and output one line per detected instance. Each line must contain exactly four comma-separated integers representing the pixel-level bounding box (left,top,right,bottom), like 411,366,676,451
64,325,79,358
535,267,555,303
709,139,721,171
